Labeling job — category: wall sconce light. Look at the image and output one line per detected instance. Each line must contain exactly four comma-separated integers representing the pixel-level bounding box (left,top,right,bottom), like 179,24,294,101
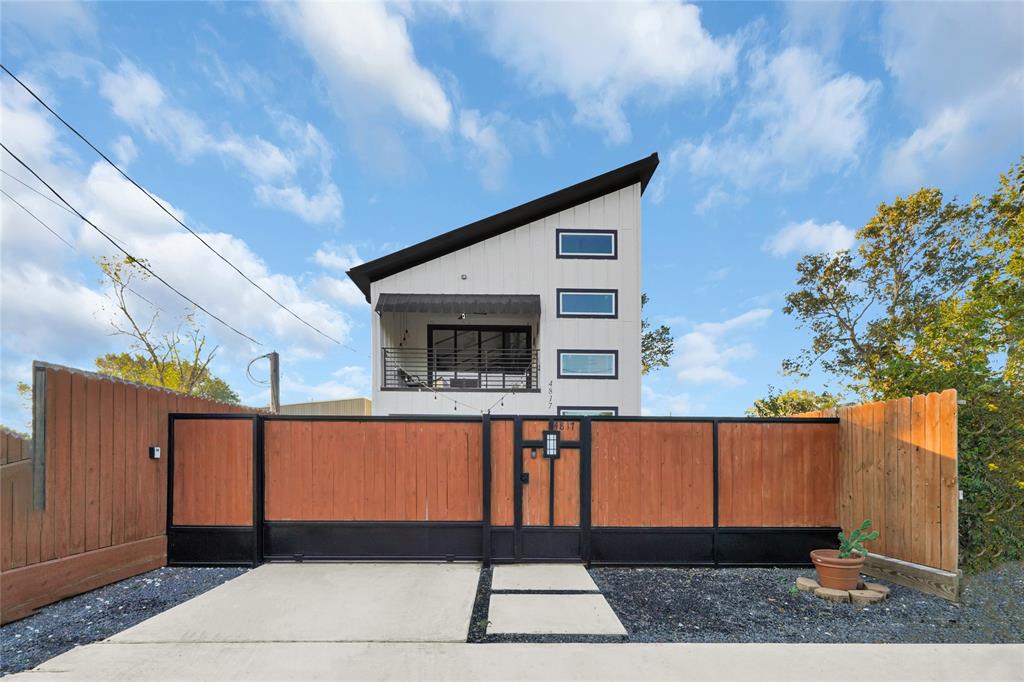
543,430,559,459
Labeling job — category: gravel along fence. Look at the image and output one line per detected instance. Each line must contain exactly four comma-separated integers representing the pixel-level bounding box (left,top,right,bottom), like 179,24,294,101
591,562,1023,644
1,566,248,676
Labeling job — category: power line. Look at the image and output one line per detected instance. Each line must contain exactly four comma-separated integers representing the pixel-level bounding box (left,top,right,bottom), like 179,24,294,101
1,142,262,346
1,63,343,347
1,187,165,311
1,168,76,216
1,188,75,248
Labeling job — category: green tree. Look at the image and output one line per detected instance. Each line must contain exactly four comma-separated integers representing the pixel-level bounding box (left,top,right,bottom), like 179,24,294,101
95,353,240,404
641,293,674,375
746,386,841,417
95,256,240,404
781,158,1024,572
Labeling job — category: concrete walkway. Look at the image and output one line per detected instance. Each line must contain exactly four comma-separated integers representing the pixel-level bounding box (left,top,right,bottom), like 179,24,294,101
13,642,1023,680
111,562,481,643
487,564,626,636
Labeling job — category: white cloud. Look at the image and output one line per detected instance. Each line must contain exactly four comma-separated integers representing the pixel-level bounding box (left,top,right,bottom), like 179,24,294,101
280,365,370,403
669,46,879,197
673,308,772,386
1,87,354,370
468,1,737,144
764,219,855,257
704,266,732,283
314,276,367,308
97,60,342,224
268,1,451,132
459,109,511,191
0,0,97,45
641,385,700,416
111,134,137,165
879,3,1023,187
254,183,342,225
313,243,363,271
0,264,113,358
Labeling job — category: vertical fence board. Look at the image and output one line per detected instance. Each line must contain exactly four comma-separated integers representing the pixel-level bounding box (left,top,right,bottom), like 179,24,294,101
490,420,514,526
110,383,126,547
925,391,942,569
938,390,959,571
69,373,87,555
98,381,114,549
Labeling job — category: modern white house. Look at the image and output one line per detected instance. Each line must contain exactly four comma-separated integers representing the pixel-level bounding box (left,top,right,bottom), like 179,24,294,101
347,153,659,416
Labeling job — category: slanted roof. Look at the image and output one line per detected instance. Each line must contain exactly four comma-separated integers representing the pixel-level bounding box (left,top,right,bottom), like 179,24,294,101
347,153,659,301
375,293,541,316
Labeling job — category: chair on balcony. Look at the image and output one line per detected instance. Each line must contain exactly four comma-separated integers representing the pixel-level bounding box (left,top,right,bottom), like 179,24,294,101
397,367,428,388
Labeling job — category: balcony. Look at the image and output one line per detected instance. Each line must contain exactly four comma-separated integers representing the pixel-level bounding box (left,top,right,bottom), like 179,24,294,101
381,347,539,391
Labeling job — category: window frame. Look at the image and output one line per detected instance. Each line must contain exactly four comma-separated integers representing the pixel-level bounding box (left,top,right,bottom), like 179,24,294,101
556,349,619,379
555,288,618,319
426,324,533,385
557,406,619,416
555,228,618,260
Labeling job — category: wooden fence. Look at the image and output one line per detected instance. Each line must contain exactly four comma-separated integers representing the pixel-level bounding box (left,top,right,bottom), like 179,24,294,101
0,362,248,623
168,415,844,567
796,389,959,599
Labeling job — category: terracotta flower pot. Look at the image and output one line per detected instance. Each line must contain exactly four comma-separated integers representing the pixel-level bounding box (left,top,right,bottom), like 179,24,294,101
810,549,864,590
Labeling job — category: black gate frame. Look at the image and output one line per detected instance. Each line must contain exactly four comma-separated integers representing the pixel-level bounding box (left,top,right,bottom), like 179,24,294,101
167,413,840,568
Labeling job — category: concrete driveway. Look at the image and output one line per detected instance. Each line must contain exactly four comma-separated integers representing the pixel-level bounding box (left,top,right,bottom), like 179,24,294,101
111,562,481,644
10,563,1023,680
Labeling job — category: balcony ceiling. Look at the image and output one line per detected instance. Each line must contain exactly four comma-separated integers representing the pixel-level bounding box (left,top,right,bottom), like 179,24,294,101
375,293,541,316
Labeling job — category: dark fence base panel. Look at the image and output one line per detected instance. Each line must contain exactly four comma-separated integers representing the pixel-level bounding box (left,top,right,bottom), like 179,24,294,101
590,528,714,565
262,522,482,561
168,527,257,567
490,528,514,561
716,527,841,566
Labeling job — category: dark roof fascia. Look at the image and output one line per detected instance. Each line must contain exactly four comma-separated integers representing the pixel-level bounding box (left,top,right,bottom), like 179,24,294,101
347,153,659,301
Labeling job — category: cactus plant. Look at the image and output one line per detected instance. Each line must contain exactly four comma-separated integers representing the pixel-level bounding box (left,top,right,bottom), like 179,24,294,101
837,519,880,559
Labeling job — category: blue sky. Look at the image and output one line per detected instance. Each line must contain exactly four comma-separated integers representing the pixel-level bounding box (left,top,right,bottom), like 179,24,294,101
1,1,1021,425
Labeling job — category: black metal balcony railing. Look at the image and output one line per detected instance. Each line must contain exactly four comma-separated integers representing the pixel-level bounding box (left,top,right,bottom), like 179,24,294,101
382,347,539,391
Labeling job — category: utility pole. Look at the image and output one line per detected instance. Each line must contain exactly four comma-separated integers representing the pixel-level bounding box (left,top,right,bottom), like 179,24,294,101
268,351,280,414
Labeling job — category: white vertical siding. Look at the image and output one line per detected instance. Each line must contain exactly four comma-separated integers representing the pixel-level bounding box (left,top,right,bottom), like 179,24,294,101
371,183,643,416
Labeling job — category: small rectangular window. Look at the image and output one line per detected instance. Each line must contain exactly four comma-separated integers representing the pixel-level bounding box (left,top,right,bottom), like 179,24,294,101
557,350,618,379
557,289,617,318
556,229,616,259
557,406,619,416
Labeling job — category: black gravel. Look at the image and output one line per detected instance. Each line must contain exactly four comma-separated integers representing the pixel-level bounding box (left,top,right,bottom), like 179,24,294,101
591,562,1024,643
1,566,247,676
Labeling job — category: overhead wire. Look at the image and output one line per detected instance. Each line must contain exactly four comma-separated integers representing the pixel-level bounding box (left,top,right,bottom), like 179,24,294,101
1,63,344,348
1,142,262,346
0,187,165,311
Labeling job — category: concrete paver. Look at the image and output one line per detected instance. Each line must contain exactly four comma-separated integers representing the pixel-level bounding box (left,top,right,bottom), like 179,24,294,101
14,642,1023,681
491,563,599,591
111,562,480,643
486,594,627,635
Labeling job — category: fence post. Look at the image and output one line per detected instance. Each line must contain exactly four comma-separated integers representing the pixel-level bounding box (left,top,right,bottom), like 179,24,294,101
712,418,720,566
581,417,592,566
31,363,47,510
253,414,265,567
481,415,491,567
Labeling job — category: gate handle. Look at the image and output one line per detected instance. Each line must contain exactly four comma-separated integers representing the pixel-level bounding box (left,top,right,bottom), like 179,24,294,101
520,472,530,484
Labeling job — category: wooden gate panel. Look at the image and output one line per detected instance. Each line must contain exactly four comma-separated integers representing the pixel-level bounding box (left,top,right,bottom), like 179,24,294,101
490,420,514,526
553,448,581,526
264,420,482,522
171,419,253,526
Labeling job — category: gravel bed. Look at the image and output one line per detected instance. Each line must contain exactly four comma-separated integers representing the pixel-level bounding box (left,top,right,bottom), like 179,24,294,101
1,566,247,675
591,562,1024,643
